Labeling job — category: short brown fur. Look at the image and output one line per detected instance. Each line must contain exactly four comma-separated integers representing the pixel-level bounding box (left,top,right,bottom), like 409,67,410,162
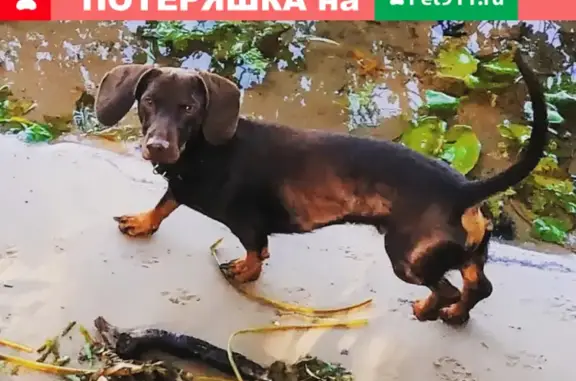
281,172,392,231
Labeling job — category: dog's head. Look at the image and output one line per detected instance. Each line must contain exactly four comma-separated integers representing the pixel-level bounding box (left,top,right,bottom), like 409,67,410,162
94,65,241,164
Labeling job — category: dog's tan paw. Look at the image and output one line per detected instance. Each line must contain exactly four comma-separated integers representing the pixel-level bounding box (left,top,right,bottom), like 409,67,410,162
412,299,440,321
113,213,159,237
439,304,470,326
219,257,262,283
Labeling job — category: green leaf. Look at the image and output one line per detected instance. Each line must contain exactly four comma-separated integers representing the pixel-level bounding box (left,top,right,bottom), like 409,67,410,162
534,154,559,172
464,74,511,90
6,98,36,116
531,175,574,195
0,86,59,142
531,217,569,244
21,123,54,143
463,51,520,90
497,122,532,146
545,90,576,107
439,124,481,174
424,90,460,113
435,42,479,82
400,116,447,157
524,101,565,124
564,201,576,214
0,115,34,127
548,73,576,94
481,51,519,76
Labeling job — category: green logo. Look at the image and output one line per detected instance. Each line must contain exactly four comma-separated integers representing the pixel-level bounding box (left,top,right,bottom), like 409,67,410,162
375,0,518,21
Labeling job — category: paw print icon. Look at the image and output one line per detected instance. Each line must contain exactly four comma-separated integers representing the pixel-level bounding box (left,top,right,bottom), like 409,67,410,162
390,0,404,4
16,0,37,10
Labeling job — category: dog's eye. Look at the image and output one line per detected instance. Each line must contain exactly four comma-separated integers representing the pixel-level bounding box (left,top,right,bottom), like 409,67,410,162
143,97,153,105
182,105,193,112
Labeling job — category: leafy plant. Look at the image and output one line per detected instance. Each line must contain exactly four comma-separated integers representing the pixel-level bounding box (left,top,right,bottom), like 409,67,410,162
486,187,517,221
400,116,481,175
434,42,520,91
481,51,520,77
431,39,575,245
400,116,447,157
435,40,479,85
138,21,306,87
439,124,481,175
72,91,101,132
545,90,576,107
346,80,381,131
523,101,565,124
548,72,576,94
0,85,66,143
498,121,576,245
532,216,570,244
290,356,353,381
423,89,460,114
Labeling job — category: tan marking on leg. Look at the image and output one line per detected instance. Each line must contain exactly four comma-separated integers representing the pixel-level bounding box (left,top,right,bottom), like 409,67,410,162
226,250,264,283
440,262,490,326
413,294,440,320
461,262,479,284
462,206,490,249
413,278,462,321
115,198,179,237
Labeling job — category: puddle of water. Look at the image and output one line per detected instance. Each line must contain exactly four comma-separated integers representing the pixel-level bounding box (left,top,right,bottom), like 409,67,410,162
1,21,576,248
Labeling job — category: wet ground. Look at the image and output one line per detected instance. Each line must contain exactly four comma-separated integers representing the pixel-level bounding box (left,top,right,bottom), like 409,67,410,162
1,135,576,381
1,20,576,380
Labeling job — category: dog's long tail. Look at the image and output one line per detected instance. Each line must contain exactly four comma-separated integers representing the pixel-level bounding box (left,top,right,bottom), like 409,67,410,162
460,49,548,208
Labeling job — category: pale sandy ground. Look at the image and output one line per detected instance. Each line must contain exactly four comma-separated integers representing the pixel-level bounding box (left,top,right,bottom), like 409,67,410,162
1,135,575,381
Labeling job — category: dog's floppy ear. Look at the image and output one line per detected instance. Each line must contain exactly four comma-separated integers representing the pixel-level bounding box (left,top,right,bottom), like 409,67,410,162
196,71,240,145
95,64,155,126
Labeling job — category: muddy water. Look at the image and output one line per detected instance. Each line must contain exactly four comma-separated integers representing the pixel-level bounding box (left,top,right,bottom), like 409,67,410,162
1,21,576,380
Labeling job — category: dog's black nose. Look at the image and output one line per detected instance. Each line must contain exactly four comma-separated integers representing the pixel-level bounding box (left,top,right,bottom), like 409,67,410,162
146,137,170,151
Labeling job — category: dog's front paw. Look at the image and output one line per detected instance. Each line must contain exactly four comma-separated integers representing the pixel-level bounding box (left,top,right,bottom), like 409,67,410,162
113,214,159,237
412,299,440,321
219,258,262,283
439,303,470,326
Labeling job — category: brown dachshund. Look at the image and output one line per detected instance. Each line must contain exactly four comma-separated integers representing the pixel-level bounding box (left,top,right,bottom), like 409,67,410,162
94,50,548,326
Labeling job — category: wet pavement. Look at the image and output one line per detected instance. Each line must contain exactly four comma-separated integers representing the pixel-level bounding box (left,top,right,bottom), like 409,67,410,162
1,135,575,380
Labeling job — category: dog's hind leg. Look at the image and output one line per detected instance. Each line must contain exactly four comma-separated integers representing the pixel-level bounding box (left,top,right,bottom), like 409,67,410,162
385,230,462,322
412,278,462,321
439,235,493,326
114,188,179,237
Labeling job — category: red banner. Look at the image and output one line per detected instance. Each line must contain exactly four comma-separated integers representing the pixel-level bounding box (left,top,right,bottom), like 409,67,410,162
1,0,51,20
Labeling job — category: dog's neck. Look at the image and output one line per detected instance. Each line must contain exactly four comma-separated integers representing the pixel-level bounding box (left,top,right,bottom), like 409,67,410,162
151,141,190,181
152,161,182,182
151,137,233,182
